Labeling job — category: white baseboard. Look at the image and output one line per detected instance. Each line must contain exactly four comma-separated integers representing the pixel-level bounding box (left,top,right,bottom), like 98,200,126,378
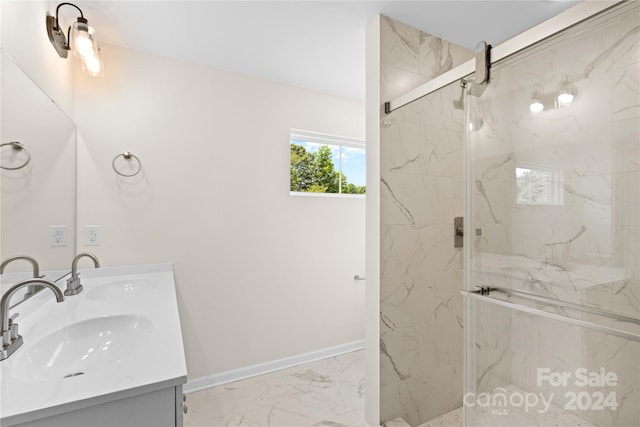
184,340,364,394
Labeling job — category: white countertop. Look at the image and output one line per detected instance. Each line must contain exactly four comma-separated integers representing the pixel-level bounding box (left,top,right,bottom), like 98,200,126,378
0,263,187,425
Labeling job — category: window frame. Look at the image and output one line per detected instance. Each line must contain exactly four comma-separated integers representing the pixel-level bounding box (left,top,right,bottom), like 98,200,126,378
515,161,564,206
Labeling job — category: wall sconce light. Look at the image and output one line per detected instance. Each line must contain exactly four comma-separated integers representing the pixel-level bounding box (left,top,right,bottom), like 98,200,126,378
556,89,575,107
529,84,545,115
46,2,103,76
529,99,544,114
556,76,575,108
528,79,578,117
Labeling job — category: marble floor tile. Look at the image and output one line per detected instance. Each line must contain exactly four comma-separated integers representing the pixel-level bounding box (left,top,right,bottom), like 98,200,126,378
383,418,412,427
419,407,462,427
185,350,365,427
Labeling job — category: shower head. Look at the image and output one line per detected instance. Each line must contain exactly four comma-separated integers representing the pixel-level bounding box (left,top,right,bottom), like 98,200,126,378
452,80,466,110
453,92,464,110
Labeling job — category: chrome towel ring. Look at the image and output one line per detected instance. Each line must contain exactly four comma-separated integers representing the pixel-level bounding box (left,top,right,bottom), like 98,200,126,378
112,151,142,177
0,142,31,171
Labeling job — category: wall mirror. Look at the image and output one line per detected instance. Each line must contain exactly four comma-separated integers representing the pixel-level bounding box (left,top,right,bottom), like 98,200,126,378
0,49,77,305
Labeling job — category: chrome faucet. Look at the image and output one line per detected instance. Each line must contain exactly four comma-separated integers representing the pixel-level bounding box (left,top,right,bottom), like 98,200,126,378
65,253,100,296
0,279,64,360
0,255,43,298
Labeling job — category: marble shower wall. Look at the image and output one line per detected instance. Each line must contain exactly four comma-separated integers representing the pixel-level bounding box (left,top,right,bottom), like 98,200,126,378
378,16,473,426
468,1,639,312
468,3,639,426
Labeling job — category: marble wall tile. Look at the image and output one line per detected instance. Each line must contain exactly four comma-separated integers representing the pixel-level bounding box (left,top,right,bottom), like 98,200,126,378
380,17,421,75
380,119,423,174
613,63,639,121
380,122,464,178
381,318,464,426
468,3,639,282
418,84,467,134
553,126,627,179
381,270,462,333
613,118,640,174
611,279,640,318
381,174,454,226
379,14,472,426
622,225,640,280
613,63,640,120
380,16,473,102
418,35,471,80
472,302,513,393
471,300,640,426
381,224,459,282
614,172,640,227
465,5,639,426
382,63,432,105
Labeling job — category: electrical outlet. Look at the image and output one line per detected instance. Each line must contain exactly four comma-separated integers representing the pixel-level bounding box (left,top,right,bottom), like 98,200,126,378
49,226,67,247
84,225,101,246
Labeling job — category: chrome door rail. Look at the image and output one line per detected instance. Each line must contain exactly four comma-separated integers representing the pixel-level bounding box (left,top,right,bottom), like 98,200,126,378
474,286,640,325
384,0,623,114
461,288,640,343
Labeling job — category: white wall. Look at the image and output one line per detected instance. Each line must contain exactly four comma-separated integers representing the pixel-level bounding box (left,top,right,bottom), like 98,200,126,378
1,0,75,117
74,43,366,379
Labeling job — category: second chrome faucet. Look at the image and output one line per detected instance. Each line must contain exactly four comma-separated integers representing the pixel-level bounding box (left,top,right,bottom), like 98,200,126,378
65,253,100,296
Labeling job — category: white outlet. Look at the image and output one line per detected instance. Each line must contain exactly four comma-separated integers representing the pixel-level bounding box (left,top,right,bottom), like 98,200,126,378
85,225,101,246
49,226,67,247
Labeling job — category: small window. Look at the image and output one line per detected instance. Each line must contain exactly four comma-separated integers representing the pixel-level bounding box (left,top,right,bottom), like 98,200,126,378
290,129,366,196
515,163,562,205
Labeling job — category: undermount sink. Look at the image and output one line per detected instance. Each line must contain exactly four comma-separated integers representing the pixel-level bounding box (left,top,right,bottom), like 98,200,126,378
12,315,153,381
84,278,157,301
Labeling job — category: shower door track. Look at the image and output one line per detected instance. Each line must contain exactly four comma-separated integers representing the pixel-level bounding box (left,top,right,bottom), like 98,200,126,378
384,0,624,114
461,289,640,343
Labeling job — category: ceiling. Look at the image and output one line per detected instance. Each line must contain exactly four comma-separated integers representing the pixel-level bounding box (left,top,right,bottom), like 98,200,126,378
73,1,581,100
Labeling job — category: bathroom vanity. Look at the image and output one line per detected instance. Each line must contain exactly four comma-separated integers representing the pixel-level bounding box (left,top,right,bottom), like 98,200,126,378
0,264,187,427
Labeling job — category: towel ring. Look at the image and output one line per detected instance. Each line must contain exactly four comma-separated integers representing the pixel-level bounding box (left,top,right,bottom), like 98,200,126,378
112,151,142,177
1,141,31,170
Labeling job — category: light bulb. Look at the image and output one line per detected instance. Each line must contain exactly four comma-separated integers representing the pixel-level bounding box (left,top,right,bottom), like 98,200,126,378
530,100,544,114
557,90,574,107
71,20,98,59
84,56,100,73
82,54,103,77
75,33,94,57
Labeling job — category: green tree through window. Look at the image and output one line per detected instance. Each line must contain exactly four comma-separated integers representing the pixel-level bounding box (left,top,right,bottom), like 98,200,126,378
290,134,365,195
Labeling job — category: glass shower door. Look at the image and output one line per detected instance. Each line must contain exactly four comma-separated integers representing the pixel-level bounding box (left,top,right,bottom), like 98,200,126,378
463,2,640,426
